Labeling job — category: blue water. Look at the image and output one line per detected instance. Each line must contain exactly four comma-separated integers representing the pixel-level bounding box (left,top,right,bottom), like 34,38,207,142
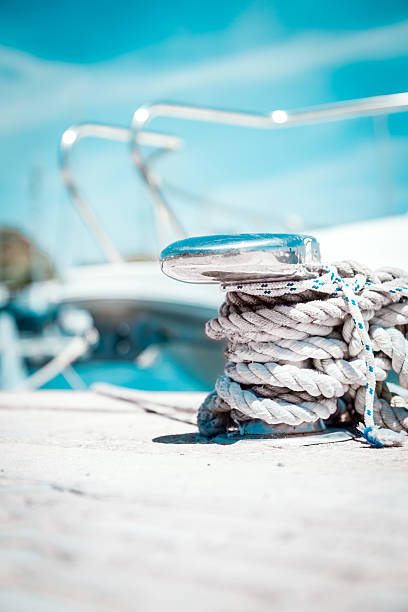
36,358,212,392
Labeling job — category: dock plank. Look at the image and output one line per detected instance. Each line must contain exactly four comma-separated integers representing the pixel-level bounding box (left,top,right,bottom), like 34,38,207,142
0,391,407,611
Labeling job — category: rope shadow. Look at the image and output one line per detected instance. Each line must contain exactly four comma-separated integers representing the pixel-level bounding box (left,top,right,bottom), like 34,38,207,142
152,432,239,445
153,429,359,446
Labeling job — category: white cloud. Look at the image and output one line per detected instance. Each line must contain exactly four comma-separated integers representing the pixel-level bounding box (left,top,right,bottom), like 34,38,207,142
1,19,408,133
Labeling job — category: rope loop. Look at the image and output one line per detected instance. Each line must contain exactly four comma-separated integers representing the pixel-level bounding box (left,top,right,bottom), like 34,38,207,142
198,260,408,447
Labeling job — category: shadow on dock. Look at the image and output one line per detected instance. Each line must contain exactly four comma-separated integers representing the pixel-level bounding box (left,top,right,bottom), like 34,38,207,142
153,432,238,445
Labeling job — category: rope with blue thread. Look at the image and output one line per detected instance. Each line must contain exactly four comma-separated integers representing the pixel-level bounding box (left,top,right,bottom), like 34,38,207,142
197,260,408,447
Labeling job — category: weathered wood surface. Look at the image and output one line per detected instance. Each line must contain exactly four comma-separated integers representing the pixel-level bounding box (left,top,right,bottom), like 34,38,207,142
0,391,407,612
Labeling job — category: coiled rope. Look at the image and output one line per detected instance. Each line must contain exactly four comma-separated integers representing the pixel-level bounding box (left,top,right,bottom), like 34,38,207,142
198,261,408,447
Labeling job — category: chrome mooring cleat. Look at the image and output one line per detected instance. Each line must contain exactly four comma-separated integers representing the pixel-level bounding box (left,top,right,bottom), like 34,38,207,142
160,233,321,283
160,233,353,444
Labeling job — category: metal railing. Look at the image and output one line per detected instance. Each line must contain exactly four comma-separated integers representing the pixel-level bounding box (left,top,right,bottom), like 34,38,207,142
60,123,183,263
60,92,408,262
130,92,408,247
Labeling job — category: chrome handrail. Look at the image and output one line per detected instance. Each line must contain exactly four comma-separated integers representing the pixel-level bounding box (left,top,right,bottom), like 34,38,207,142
60,123,183,263
130,92,408,238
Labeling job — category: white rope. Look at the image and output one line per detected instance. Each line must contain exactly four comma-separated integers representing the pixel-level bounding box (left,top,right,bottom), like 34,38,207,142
198,261,408,447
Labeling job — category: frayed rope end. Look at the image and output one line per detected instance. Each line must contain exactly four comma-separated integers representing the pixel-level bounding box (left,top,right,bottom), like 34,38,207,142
357,423,407,448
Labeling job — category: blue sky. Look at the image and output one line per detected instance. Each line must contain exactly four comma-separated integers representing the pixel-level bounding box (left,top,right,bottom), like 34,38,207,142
0,1,407,267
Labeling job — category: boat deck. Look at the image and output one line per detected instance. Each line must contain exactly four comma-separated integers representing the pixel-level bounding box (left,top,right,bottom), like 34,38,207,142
1,391,407,611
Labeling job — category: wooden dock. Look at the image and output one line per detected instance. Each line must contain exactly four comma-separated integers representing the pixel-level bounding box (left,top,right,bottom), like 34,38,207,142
1,391,407,611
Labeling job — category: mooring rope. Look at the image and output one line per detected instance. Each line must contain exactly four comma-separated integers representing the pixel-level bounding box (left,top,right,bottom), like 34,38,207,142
198,261,408,447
